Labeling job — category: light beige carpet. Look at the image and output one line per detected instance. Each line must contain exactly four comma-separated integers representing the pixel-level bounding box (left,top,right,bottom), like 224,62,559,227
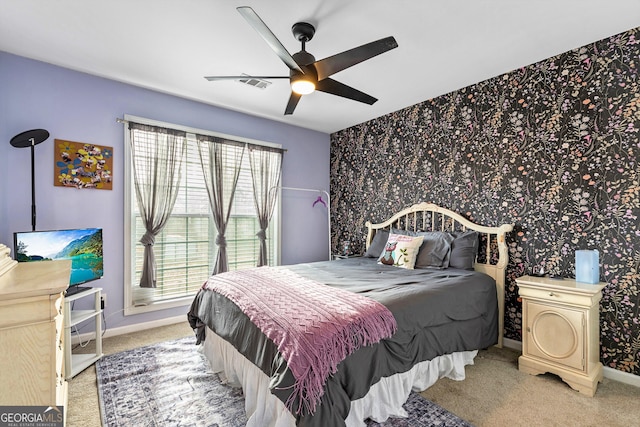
421,346,640,427
67,323,640,427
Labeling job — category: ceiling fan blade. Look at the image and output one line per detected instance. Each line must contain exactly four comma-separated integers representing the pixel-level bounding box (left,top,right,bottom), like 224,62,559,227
204,76,289,81
315,78,377,105
314,36,398,80
284,92,302,115
237,6,303,74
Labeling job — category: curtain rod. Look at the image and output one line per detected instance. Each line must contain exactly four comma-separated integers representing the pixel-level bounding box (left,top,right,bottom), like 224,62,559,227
116,117,289,153
116,117,287,152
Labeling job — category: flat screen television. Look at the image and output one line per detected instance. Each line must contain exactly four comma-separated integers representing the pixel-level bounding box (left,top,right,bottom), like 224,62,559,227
14,228,103,293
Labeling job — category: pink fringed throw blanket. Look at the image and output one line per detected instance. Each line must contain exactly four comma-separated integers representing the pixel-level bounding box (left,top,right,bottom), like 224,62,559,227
203,266,397,415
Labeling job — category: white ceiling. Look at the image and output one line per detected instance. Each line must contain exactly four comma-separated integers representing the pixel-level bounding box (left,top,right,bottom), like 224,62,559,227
1,1,639,134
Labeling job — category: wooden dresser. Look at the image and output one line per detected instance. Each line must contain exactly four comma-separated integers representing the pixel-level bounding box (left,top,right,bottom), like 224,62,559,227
0,260,71,407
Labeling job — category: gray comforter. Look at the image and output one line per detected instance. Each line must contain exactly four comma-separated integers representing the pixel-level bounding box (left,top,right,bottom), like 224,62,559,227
188,257,498,427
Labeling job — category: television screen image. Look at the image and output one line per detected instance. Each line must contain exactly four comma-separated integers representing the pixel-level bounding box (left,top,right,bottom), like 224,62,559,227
14,228,103,287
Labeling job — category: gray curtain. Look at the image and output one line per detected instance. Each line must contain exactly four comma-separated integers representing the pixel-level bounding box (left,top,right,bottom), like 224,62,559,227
196,135,245,274
248,146,283,266
129,122,187,288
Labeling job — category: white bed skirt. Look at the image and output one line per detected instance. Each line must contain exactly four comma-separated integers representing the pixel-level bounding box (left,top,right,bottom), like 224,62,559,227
201,326,477,427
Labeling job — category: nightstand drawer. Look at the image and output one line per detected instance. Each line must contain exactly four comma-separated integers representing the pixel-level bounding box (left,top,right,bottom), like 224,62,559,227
518,286,598,308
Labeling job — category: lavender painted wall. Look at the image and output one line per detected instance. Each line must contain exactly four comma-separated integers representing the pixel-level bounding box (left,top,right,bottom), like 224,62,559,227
0,52,329,331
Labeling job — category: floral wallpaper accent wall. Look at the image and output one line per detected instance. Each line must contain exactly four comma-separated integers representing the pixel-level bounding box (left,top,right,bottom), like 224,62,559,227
330,27,640,375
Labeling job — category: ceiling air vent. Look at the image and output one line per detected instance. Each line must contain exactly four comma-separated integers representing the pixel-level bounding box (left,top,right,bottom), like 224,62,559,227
237,74,271,90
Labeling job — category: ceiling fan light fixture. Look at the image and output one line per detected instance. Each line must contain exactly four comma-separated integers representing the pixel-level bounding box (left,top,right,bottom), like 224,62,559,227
205,7,398,115
291,75,315,95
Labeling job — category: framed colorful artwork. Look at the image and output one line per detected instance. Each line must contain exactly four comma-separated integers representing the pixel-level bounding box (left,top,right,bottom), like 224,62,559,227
54,139,113,190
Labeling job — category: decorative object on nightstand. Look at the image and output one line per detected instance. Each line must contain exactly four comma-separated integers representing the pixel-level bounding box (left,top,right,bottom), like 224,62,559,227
342,240,351,256
334,240,362,260
530,264,545,277
516,275,606,396
575,249,599,284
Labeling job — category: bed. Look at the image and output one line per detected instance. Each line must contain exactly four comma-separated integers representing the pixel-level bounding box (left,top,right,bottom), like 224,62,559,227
188,202,513,427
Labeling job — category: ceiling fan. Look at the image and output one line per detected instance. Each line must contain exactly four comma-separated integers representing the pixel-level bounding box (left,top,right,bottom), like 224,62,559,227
204,6,398,115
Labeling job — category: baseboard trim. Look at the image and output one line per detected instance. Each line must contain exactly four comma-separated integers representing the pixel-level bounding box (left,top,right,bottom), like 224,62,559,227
70,314,187,345
501,337,639,388
502,337,522,351
602,366,640,388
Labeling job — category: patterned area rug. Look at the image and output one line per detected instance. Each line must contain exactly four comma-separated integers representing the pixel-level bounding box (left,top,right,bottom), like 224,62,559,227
96,336,473,427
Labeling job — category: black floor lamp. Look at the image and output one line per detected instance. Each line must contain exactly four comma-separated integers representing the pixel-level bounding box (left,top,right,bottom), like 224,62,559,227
10,129,50,231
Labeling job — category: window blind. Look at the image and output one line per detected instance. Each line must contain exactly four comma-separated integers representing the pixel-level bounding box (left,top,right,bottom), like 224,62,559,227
127,124,278,307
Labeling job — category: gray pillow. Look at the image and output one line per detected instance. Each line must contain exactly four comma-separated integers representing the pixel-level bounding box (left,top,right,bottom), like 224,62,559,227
449,231,479,270
390,227,411,236
364,229,389,258
414,231,454,268
392,228,454,268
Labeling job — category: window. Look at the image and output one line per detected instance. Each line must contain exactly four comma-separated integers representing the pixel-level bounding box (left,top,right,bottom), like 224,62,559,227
124,115,280,315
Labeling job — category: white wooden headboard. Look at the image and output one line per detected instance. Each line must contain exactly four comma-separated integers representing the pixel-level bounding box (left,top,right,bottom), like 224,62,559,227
365,202,514,347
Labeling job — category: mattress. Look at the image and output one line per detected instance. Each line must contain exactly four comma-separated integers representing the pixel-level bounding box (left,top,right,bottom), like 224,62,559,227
188,257,498,426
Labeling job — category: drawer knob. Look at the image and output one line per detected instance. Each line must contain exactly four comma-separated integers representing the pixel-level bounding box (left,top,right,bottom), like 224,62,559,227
549,292,556,297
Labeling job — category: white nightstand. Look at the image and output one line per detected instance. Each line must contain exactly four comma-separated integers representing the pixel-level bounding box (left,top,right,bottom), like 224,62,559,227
332,254,362,260
516,275,606,396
